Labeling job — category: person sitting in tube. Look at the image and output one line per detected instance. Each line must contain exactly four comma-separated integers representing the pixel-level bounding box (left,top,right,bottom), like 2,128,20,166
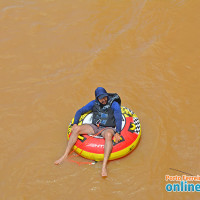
55,87,122,177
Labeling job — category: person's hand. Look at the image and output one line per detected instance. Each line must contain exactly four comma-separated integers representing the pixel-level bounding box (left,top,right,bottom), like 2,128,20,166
114,133,121,143
71,124,78,132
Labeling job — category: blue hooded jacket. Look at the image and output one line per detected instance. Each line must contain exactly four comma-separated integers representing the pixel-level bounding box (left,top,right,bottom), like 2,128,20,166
74,87,122,134
95,87,108,99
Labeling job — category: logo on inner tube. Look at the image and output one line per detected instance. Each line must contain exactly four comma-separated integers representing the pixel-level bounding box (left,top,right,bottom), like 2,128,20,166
128,122,136,133
87,144,104,148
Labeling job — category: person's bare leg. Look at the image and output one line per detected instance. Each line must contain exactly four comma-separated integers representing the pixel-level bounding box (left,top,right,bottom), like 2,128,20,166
54,124,94,165
101,129,114,177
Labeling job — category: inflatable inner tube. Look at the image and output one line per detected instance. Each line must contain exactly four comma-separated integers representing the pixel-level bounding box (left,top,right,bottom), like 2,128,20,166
67,106,141,161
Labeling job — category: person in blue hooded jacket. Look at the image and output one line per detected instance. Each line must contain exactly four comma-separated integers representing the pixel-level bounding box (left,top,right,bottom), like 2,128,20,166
55,87,122,177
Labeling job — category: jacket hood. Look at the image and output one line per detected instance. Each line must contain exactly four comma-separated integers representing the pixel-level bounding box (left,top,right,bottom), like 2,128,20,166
95,87,108,99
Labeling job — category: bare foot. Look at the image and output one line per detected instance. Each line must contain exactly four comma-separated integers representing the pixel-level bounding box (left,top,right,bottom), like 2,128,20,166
54,156,66,165
101,167,107,177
